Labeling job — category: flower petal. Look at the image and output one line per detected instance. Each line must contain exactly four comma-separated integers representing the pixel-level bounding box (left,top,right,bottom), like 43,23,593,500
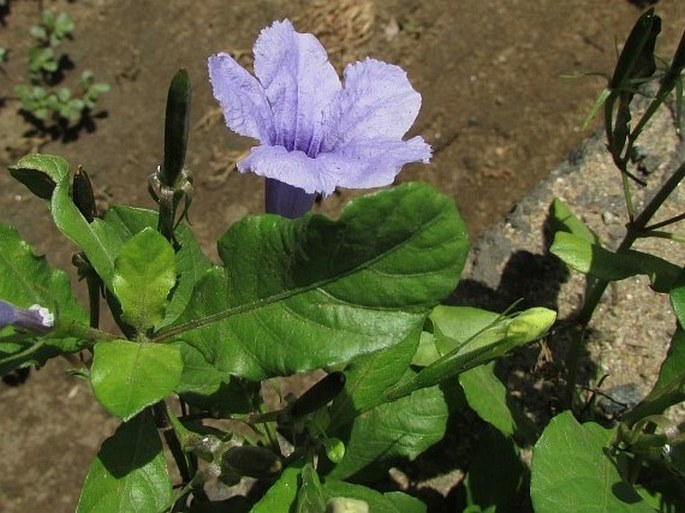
253,20,341,154
208,53,275,143
238,145,338,194
264,178,316,218
322,136,432,190
323,58,423,151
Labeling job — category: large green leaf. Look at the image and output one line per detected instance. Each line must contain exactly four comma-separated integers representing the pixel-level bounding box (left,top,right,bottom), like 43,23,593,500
76,413,172,513
91,339,182,420
102,206,212,328
622,328,685,426
531,411,653,512
111,228,176,332
550,231,679,292
163,182,469,380
327,380,448,481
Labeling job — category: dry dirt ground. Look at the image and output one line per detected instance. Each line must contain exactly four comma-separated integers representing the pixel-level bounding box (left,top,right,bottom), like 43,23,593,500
1,0,684,511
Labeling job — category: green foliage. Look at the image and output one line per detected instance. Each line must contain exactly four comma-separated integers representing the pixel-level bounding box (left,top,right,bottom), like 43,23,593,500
6,9,109,134
91,340,182,420
531,413,652,512
169,182,467,381
3,8,685,510
76,413,173,513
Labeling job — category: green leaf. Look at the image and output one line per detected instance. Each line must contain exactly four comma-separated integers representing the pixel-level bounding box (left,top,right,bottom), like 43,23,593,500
459,362,538,441
251,463,303,513
385,306,556,401
550,231,679,292
297,464,325,513
383,492,427,513
669,267,685,327
531,411,653,512
0,223,87,370
327,380,448,481
622,328,685,426
8,153,69,200
464,427,523,513
166,182,469,380
174,342,255,414
549,198,601,244
112,228,176,332
91,340,182,420
609,8,660,91
330,327,420,428
76,413,172,513
50,164,123,287
322,481,424,513
101,206,212,328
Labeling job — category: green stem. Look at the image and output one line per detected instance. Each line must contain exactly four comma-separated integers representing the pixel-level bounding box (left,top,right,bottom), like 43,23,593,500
55,318,118,343
638,229,685,244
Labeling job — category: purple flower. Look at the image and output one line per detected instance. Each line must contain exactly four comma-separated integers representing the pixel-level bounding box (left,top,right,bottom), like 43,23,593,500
0,299,54,334
208,20,431,215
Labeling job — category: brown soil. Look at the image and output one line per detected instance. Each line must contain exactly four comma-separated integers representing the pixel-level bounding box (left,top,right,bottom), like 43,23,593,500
0,1,684,511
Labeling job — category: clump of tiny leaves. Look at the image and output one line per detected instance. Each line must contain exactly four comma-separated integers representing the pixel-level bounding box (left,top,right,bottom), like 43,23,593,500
10,9,109,134
0,10,684,513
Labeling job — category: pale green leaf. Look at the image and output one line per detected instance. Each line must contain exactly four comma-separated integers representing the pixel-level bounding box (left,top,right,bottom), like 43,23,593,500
112,228,176,332
91,340,182,420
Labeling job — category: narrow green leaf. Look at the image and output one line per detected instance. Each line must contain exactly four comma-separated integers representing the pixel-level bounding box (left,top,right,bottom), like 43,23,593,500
622,328,685,426
112,228,176,332
327,380,448,481
550,231,680,292
8,153,69,200
91,340,182,420
531,411,653,512
76,413,172,513
549,198,601,244
166,182,469,380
